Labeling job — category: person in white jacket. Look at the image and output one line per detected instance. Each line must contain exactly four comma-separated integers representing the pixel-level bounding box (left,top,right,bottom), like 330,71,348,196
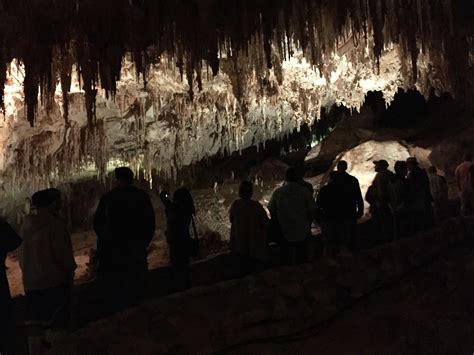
20,188,76,328
268,167,316,264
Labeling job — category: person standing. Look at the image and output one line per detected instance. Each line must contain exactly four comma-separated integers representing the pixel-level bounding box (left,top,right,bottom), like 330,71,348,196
268,167,316,264
389,161,410,238
428,166,448,222
406,157,433,231
229,181,270,276
336,160,364,249
366,160,394,242
94,167,155,308
316,172,355,256
21,188,76,329
160,188,196,292
0,218,22,355
455,153,473,216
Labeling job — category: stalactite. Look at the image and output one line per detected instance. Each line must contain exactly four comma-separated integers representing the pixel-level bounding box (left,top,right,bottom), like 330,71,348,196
0,0,465,127
0,0,469,190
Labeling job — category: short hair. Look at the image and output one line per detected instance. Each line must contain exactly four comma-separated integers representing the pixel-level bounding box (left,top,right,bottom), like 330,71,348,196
464,153,472,161
285,167,299,183
115,167,134,184
337,160,348,172
173,188,195,215
32,188,61,208
406,157,418,165
295,164,306,180
428,166,437,174
394,161,407,174
239,181,253,199
374,160,389,170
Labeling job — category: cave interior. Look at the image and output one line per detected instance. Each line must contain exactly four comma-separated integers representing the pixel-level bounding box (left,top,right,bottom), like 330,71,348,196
1,0,474,353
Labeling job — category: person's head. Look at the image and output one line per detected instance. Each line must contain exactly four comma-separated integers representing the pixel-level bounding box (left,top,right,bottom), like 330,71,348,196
239,181,253,200
406,157,418,171
295,164,307,181
394,161,407,176
285,167,299,183
173,188,195,215
428,166,437,175
464,153,472,162
32,188,61,212
336,160,348,172
115,167,134,185
373,159,389,173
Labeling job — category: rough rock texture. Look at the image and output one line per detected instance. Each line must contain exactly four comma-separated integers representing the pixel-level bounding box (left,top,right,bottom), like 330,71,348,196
0,45,454,193
47,217,474,355
338,140,411,202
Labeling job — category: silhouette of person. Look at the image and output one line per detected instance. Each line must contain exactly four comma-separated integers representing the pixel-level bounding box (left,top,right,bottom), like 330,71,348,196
336,160,364,249
455,153,473,216
94,167,155,307
21,188,76,329
406,157,433,231
366,160,394,242
229,181,270,276
389,161,410,238
268,167,316,264
428,166,448,222
0,218,22,355
316,171,355,256
160,188,195,292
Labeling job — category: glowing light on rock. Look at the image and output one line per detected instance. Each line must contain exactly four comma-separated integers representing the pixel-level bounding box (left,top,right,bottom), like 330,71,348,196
0,42,460,192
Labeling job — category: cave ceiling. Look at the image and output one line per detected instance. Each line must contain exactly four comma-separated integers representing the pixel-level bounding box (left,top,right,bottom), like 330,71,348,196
0,0,472,191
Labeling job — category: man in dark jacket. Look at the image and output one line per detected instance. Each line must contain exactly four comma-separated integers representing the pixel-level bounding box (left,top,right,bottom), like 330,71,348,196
0,218,22,355
336,160,364,249
94,167,155,307
316,171,355,256
406,157,433,232
366,160,394,242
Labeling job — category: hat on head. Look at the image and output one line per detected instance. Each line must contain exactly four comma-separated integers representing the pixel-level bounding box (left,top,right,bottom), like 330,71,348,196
373,160,389,169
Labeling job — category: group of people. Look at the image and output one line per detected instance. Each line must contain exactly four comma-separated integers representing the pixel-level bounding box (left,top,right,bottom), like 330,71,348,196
1,154,473,354
229,154,474,269
0,167,196,354
366,157,438,241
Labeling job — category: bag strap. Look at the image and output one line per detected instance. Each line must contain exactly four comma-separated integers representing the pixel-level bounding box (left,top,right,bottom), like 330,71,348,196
191,215,198,240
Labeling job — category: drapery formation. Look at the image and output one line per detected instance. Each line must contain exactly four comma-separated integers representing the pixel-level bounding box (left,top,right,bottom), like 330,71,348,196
0,0,471,127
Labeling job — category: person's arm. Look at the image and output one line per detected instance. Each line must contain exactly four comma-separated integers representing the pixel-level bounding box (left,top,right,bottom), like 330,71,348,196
143,193,156,246
93,196,107,238
306,191,317,217
455,166,461,190
268,191,278,220
229,202,235,224
256,202,270,228
53,221,77,282
0,218,22,254
354,179,364,218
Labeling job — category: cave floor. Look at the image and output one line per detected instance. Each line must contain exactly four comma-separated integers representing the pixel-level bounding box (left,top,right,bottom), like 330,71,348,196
223,242,474,355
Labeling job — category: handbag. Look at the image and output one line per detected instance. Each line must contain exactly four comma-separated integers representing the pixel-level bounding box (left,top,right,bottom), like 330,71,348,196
189,215,200,257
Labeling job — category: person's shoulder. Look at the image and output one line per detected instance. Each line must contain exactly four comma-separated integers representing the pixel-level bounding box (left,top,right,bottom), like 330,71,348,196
250,199,264,208
348,174,359,183
318,184,330,194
